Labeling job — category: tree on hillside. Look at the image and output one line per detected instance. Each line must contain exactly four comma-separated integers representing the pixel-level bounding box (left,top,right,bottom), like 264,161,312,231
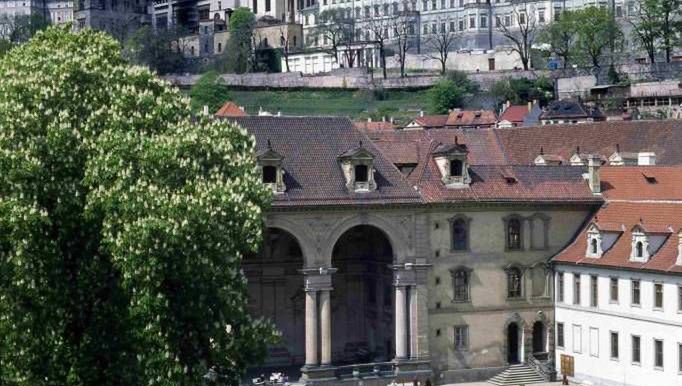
365,1,393,79
424,17,459,75
490,76,554,106
496,0,539,70
629,0,682,63
123,25,187,74
0,26,276,386
392,12,415,77
220,7,256,73
190,71,232,113
572,7,622,69
0,13,49,43
312,9,354,65
428,79,465,114
446,70,480,94
538,10,578,68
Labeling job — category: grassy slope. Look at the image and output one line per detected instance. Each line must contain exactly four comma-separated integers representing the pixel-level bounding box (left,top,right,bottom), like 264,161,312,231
228,89,432,123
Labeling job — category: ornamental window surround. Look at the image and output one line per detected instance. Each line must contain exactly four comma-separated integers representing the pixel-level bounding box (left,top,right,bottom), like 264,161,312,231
586,224,603,258
338,142,378,193
432,138,471,188
256,140,286,194
450,266,472,302
630,225,650,262
503,215,524,251
505,265,524,299
449,214,471,251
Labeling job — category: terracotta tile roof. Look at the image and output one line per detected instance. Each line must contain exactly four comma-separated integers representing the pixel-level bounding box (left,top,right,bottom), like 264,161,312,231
494,120,682,165
553,166,682,274
411,115,449,129
539,99,605,120
223,116,422,207
353,120,398,131
416,164,601,203
499,105,531,123
445,110,498,127
215,101,247,117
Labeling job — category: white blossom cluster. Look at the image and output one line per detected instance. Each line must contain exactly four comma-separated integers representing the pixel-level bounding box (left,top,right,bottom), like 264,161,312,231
0,26,276,386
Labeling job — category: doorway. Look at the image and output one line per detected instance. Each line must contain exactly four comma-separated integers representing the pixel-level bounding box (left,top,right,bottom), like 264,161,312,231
507,322,520,364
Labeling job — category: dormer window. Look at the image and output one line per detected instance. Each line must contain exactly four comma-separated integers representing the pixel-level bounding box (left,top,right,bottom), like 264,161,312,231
257,140,286,194
338,142,377,193
450,159,463,177
432,138,471,188
630,225,650,263
355,164,368,182
585,223,603,258
262,165,277,183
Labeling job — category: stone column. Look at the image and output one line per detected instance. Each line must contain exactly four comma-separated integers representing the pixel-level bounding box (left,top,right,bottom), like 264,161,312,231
408,285,419,359
395,285,408,360
319,290,332,366
304,290,319,367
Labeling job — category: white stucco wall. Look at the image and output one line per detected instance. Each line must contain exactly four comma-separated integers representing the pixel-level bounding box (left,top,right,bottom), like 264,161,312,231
555,265,682,386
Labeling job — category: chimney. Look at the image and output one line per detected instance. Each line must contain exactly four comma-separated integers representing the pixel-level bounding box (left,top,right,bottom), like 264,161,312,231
382,116,386,122
420,110,424,117
277,111,281,116
638,152,656,166
390,117,394,124
588,155,601,194
367,117,372,122
239,106,245,112
203,105,209,115
528,101,532,112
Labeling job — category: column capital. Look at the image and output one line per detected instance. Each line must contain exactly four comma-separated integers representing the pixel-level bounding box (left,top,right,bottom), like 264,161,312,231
301,266,337,292
392,262,431,286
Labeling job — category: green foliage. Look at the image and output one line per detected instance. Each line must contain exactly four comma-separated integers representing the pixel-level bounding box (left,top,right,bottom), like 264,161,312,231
0,26,276,386
490,77,554,106
0,13,50,43
629,0,682,63
538,10,577,68
427,80,465,114
214,8,256,74
190,71,232,113
445,70,480,94
122,25,187,75
571,7,623,68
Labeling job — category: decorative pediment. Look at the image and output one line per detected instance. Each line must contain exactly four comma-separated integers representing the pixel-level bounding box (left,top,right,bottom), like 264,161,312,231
432,138,471,188
338,142,377,193
257,140,286,194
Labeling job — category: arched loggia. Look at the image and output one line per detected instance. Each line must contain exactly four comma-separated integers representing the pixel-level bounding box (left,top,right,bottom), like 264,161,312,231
243,227,306,367
331,225,395,364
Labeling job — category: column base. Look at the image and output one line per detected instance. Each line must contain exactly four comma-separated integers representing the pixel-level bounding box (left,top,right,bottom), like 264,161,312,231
300,365,337,384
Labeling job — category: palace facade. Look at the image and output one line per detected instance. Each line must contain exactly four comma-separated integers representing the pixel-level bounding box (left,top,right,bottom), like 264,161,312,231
225,116,682,384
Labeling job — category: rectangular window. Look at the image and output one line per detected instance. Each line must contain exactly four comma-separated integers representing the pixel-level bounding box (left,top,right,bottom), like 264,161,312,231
678,285,682,311
450,0,455,7
632,335,641,364
518,12,526,24
504,14,511,27
574,274,581,306
265,0,271,12
423,24,429,34
558,272,564,303
458,20,464,31
432,0,437,10
589,327,599,357
449,21,455,32
573,324,582,353
459,0,463,6
557,322,564,348
632,280,640,305
480,15,487,28
654,339,664,368
610,332,619,359
678,343,682,372
538,9,545,23
454,325,468,350
422,0,428,10
469,16,475,28
591,275,598,307
610,277,619,302
654,283,663,309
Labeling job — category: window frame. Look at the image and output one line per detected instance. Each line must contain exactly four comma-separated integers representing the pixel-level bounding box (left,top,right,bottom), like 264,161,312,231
557,322,565,349
451,266,472,303
574,273,581,306
631,279,641,306
654,339,664,369
610,331,619,360
610,277,619,303
506,266,524,299
454,325,469,351
504,215,524,251
557,272,564,303
632,335,641,365
590,275,598,308
449,214,471,252
654,282,664,310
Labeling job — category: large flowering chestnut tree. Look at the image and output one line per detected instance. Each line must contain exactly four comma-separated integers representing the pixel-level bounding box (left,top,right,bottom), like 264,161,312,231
0,27,276,386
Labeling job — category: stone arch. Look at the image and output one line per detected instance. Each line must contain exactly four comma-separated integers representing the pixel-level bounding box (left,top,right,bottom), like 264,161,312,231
265,216,318,266
322,213,411,264
503,313,526,365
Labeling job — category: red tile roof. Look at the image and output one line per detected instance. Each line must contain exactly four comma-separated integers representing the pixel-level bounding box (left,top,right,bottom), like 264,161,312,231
445,110,497,128
215,101,247,117
411,115,449,129
499,105,531,123
553,166,682,274
353,120,398,131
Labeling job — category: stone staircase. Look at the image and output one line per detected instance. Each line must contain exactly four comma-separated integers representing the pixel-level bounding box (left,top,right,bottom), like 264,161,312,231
487,363,546,385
